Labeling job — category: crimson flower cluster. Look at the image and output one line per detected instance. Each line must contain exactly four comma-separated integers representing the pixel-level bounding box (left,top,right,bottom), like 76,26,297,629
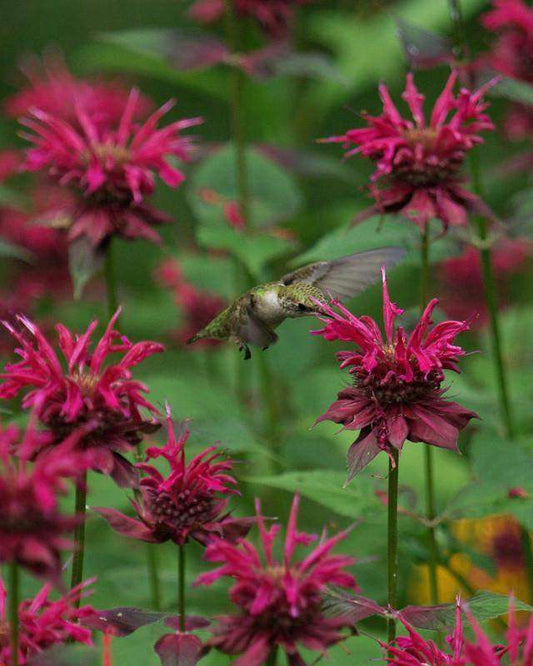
0,577,95,665
0,310,164,487
195,493,357,666
96,411,252,546
313,271,477,482
323,72,495,232
0,424,85,581
20,86,202,247
189,0,313,38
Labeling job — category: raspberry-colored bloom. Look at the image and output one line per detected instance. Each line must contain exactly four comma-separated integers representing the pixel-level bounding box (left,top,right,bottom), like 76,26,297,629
0,424,84,580
0,576,94,664
0,311,164,487
313,270,478,482
156,259,226,349
195,493,357,665
20,90,202,247
438,239,531,326
322,72,495,232
189,0,313,38
5,53,152,128
95,411,251,546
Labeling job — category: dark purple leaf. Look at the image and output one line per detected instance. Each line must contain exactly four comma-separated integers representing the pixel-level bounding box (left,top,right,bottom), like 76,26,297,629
155,633,204,666
84,607,170,636
164,616,210,631
322,590,384,624
394,16,454,70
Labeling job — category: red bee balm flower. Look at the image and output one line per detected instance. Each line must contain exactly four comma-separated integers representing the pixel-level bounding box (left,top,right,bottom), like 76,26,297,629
313,271,478,482
95,412,252,546
0,576,94,664
20,89,202,246
322,72,495,232
195,493,357,666
0,310,164,487
0,424,83,580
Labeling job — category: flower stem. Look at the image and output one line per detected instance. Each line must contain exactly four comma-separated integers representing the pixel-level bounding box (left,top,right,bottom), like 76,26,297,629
266,647,278,666
70,473,87,604
420,228,440,605
146,545,161,611
104,240,119,319
387,449,399,647
178,545,186,631
9,560,19,666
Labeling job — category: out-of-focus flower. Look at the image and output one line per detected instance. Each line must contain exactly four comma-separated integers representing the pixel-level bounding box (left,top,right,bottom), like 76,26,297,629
313,270,477,482
0,576,94,664
0,149,21,181
189,0,313,38
0,423,84,580
383,599,464,665
19,89,202,247
438,239,531,326
322,72,495,232
95,409,251,545
0,311,164,487
197,188,246,231
195,493,357,665
156,259,226,349
5,53,153,129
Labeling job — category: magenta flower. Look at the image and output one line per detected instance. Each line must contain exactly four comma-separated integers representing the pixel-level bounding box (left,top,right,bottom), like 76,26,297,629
0,310,164,487
0,576,94,664
95,411,252,546
195,493,357,665
313,270,478,482
189,0,313,38
19,89,202,246
322,72,495,232
0,424,84,580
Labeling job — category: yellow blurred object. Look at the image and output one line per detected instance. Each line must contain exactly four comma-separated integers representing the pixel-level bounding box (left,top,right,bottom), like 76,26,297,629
410,515,531,606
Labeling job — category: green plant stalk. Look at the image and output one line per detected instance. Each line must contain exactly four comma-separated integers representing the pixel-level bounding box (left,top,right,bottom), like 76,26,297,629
70,473,87,604
387,449,399,647
9,560,19,666
146,545,162,611
266,647,278,666
420,228,440,605
178,545,186,631
104,241,119,319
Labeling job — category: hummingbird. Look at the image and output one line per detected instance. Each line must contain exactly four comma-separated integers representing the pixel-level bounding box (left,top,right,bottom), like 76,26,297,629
187,247,406,359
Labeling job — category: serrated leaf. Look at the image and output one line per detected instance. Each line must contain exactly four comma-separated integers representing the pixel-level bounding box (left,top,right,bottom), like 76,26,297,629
68,236,104,300
248,470,379,520
401,592,533,631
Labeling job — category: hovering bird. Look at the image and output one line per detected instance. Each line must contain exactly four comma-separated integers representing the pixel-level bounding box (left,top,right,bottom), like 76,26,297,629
187,247,405,359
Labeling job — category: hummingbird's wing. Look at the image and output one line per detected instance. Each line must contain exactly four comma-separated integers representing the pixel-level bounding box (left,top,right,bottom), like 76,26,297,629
281,247,406,301
237,305,279,349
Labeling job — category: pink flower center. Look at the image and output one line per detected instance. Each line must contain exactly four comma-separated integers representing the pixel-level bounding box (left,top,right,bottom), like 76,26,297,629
82,143,131,167
69,370,99,396
147,488,216,540
356,363,445,405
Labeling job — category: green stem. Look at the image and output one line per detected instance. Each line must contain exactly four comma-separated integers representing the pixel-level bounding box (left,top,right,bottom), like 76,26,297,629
420,228,440,605
9,561,19,666
70,473,87,604
387,450,399,647
266,647,278,666
257,354,282,472
104,240,119,319
146,545,161,611
178,545,186,631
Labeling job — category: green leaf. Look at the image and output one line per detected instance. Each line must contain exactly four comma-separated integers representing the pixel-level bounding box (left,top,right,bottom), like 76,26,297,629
68,236,104,300
196,225,293,280
189,143,303,231
248,470,379,520
491,76,533,107
0,239,31,262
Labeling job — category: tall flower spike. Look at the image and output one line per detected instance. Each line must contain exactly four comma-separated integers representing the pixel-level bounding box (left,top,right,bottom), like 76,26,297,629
313,270,478,483
321,72,496,232
0,310,164,487
19,89,202,247
0,423,86,581
94,408,252,545
0,575,95,664
195,493,358,665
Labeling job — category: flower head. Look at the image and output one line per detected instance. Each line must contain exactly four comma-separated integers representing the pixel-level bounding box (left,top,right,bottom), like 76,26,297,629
322,72,495,232
156,259,226,349
0,423,84,579
195,493,357,665
95,410,251,545
189,0,313,38
0,576,94,664
0,310,164,487
20,89,202,246
313,270,478,482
